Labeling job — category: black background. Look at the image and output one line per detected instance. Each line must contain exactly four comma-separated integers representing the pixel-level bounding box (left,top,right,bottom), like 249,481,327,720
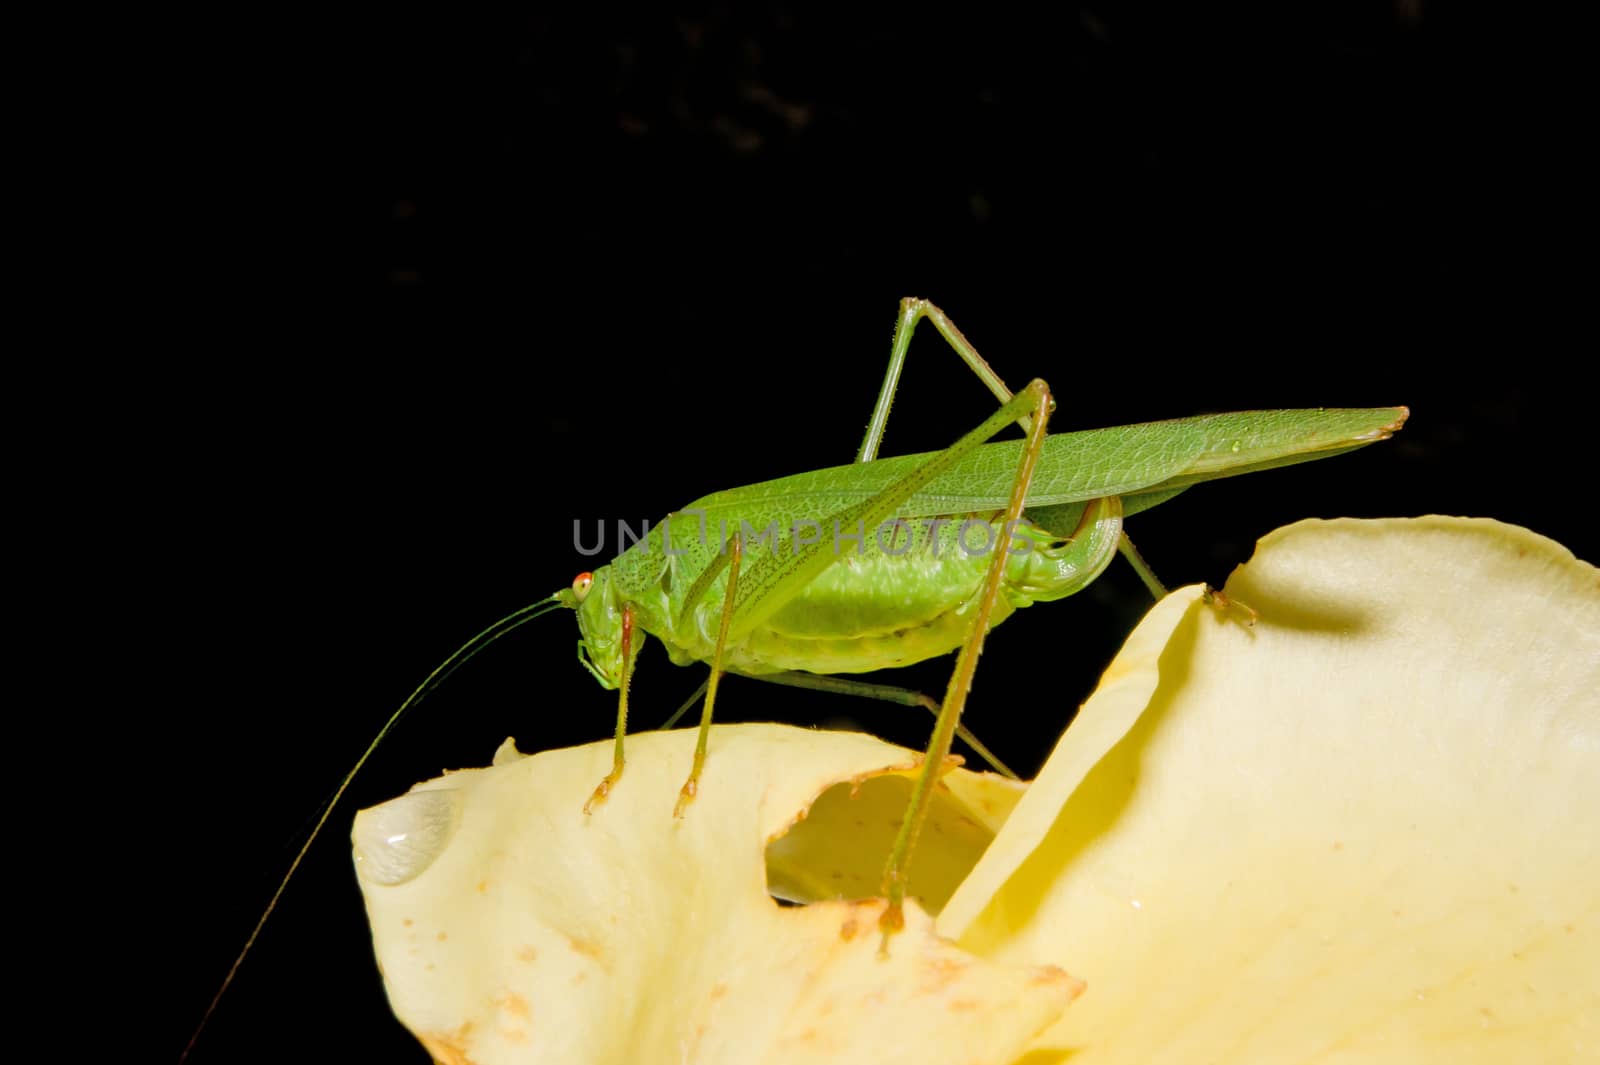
165,7,1590,1062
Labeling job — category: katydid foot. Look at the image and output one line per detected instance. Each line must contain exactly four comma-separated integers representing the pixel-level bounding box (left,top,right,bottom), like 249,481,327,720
583,765,623,815
1203,585,1259,627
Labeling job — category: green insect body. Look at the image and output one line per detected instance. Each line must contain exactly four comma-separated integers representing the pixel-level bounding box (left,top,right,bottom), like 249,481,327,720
564,407,1401,688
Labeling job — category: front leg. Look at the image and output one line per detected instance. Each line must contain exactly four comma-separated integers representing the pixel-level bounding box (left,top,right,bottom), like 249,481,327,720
584,604,637,814
674,533,743,818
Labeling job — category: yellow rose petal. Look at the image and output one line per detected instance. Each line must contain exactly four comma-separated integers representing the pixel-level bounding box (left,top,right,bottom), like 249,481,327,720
766,767,1025,912
945,518,1599,1063
356,724,1076,1065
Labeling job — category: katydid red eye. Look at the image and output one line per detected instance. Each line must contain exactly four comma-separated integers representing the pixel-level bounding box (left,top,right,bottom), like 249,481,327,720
572,572,593,601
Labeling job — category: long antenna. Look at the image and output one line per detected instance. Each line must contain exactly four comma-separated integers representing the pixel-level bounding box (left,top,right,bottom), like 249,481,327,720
181,595,566,1062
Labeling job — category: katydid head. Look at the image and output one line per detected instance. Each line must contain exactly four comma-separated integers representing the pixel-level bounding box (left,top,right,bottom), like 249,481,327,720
560,566,639,690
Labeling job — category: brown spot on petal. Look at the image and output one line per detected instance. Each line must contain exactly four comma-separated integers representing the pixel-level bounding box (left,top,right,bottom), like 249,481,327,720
709,982,728,1000
839,917,859,941
1031,965,1086,1000
918,956,968,994
418,1021,475,1065
494,991,530,1018
569,936,606,964
516,944,537,963
437,931,448,941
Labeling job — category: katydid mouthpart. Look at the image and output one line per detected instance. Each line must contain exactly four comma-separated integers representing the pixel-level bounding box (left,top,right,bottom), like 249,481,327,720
181,299,1405,1058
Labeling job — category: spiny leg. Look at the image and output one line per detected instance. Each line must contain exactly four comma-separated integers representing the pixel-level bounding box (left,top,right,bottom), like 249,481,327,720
584,604,637,814
857,297,1023,463
1117,531,1169,599
657,667,1021,779
879,378,1056,949
1117,529,1238,615
865,297,1175,612
1119,523,1256,624
751,670,1020,780
674,533,743,818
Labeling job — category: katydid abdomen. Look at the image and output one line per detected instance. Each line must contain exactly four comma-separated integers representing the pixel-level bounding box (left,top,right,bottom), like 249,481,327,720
678,500,1122,676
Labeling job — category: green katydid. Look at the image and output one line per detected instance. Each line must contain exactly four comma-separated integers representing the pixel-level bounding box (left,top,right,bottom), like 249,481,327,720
182,298,1405,1059
550,297,1404,941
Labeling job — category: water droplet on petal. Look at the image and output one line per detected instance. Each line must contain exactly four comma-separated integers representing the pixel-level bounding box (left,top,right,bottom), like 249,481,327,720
353,787,463,886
